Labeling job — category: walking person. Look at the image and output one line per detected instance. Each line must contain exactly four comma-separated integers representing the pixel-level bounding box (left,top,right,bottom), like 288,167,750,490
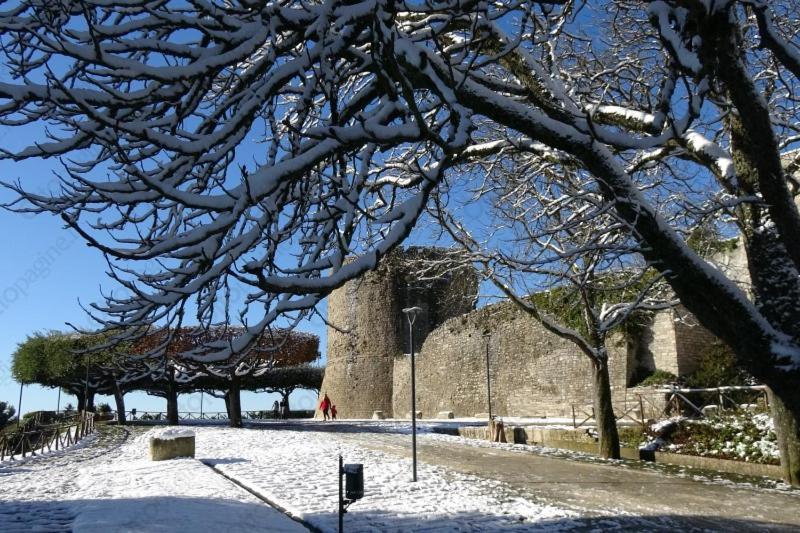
330,404,337,420
272,400,280,419
320,393,331,421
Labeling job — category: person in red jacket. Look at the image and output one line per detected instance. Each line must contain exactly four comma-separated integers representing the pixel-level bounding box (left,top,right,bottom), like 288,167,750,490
320,393,331,421
330,404,337,420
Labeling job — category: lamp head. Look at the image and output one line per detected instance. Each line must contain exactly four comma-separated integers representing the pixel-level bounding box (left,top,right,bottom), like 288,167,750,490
402,306,422,317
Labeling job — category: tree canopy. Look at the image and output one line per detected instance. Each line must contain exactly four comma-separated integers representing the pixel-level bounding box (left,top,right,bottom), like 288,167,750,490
12,326,320,397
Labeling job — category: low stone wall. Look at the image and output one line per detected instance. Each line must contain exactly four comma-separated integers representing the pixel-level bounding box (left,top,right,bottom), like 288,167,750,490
456,425,782,479
648,451,783,479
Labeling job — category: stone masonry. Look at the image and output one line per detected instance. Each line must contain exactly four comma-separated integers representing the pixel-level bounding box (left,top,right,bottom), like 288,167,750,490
318,248,477,418
321,247,732,420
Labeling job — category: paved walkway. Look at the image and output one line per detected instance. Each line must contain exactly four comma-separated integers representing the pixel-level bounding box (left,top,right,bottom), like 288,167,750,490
313,422,800,531
0,425,305,533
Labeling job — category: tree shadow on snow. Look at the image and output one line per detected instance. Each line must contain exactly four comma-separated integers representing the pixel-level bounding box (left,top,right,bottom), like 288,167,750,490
2,498,796,532
305,508,799,532
0,496,303,533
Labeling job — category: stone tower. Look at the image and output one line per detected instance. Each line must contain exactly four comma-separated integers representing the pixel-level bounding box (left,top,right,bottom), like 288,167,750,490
319,248,478,418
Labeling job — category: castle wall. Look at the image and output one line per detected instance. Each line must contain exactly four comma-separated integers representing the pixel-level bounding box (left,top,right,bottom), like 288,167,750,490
392,302,630,418
673,307,718,376
648,310,680,376
319,249,478,419
319,262,402,419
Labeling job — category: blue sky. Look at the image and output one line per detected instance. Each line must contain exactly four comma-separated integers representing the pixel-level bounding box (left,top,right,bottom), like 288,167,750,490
0,165,327,417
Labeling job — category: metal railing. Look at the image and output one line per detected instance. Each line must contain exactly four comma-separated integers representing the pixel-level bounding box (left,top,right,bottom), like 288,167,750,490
0,411,95,461
122,410,315,422
125,411,229,421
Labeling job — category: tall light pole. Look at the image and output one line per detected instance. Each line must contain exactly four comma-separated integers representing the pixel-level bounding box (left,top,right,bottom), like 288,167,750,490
483,331,493,424
17,381,24,428
402,306,422,482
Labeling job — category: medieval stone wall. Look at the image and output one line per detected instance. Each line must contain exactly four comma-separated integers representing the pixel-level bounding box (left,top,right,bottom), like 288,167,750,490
320,259,401,419
318,248,478,418
392,301,630,418
323,243,746,421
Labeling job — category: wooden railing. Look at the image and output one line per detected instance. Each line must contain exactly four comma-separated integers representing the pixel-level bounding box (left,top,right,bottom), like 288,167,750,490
570,385,769,429
651,385,769,418
0,411,95,462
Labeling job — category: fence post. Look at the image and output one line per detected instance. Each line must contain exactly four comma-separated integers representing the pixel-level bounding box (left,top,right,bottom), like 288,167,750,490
638,395,645,427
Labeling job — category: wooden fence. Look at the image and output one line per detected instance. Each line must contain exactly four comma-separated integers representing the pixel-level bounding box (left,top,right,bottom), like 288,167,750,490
571,385,769,429
0,411,95,462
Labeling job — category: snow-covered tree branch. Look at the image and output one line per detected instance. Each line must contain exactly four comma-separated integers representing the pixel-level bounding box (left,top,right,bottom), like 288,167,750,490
0,0,799,484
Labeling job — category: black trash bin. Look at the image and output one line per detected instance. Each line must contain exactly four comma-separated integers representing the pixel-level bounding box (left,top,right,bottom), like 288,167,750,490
343,463,364,500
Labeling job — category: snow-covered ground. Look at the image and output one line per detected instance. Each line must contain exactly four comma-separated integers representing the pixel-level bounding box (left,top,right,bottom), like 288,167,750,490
0,427,303,533
3,423,797,532
0,425,576,532
197,426,575,531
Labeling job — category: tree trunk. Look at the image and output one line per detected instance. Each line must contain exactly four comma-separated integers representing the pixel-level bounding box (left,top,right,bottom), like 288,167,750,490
593,359,620,460
767,380,800,487
281,390,291,420
76,392,86,412
86,390,96,412
166,378,179,426
228,378,242,428
743,225,800,487
113,381,127,425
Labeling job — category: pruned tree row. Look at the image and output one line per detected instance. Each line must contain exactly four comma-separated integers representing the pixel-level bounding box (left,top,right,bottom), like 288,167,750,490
12,327,321,427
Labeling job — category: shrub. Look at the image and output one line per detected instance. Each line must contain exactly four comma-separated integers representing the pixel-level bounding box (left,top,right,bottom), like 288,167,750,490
0,401,15,429
97,403,112,414
665,413,778,464
685,341,750,388
638,370,678,387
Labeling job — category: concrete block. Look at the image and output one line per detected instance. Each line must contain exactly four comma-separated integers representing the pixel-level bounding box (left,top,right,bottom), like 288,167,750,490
437,411,454,419
150,429,195,461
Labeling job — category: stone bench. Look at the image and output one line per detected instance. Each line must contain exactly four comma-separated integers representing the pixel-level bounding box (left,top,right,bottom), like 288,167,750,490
150,429,196,461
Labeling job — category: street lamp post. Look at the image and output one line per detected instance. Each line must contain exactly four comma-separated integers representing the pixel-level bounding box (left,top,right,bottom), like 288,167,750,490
17,381,24,428
402,306,422,482
483,331,492,423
